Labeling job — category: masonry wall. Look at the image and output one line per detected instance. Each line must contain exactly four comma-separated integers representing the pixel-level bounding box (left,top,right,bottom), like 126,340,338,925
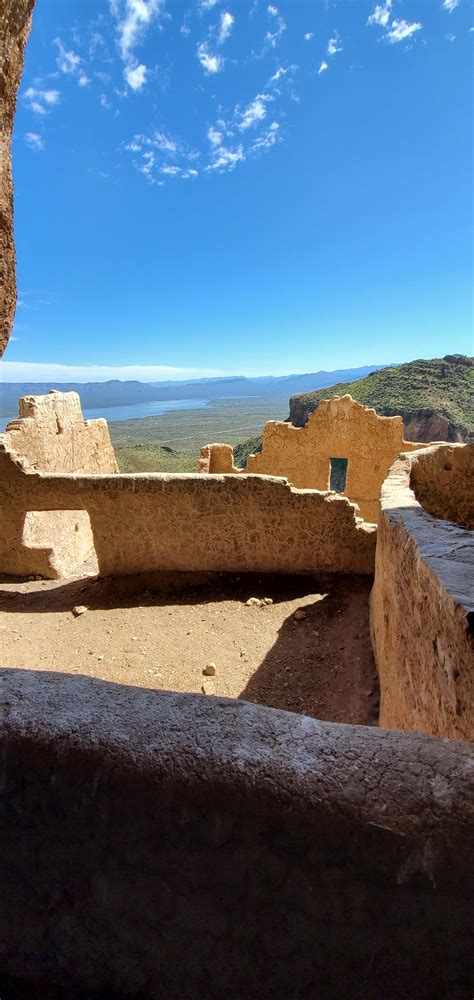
244,396,422,523
0,445,376,577
1,391,118,578
1,669,473,999
370,444,474,741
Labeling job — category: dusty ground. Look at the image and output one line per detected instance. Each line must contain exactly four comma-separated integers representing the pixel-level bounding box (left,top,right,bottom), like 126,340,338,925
0,572,379,726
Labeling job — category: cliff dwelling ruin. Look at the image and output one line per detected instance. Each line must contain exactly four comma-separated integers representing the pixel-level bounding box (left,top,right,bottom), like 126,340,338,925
0,2,473,997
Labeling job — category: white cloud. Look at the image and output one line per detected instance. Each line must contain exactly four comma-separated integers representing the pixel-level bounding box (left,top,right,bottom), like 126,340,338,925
386,19,422,43
318,60,328,74
446,32,456,40
442,0,460,10
218,11,234,44
251,121,279,151
207,145,244,171
208,126,223,146
125,62,147,89
100,93,112,109
78,74,90,87
24,132,45,151
267,4,278,15
304,32,314,41
237,93,271,130
54,37,82,74
367,0,392,28
201,0,219,8
24,86,60,114
197,42,223,72
154,131,178,153
327,33,342,55
0,361,232,383
112,0,161,61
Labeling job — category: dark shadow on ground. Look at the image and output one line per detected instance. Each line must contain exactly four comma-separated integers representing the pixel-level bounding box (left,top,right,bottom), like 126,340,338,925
239,575,379,726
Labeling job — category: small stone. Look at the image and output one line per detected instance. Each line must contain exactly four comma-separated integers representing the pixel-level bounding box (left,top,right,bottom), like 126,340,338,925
201,679,216,695
203,662,216,676
263,597,273,605
72,605,88,617
293,609,307,621
97,655,104,661
246,597,262,607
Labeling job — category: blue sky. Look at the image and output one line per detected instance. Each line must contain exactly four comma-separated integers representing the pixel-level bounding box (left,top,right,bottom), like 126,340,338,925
2,0,472,382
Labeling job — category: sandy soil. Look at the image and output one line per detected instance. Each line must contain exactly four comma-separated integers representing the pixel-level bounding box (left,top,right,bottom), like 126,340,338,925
0,572,379,726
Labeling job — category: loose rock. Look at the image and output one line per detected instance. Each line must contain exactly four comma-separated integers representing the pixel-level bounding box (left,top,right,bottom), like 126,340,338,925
246,597,262,607
294,609,307,621
201,679,216,695
72,605,88,617
203,662,216,676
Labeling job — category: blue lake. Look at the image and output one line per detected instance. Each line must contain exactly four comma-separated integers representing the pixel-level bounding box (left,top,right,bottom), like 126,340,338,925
0,398,210,432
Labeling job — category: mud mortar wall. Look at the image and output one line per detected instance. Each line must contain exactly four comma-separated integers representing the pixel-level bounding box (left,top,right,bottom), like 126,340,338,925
207,396,422,524
410,443,474,529
0,446,376,577
0,0,36,356
1,670,473,999
370,444,474,740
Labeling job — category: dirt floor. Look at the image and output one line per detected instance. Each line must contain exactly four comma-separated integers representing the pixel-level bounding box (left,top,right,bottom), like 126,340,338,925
0,572,379,726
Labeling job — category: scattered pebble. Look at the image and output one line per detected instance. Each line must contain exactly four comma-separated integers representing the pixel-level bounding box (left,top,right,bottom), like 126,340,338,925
263,597,273,605
246,597,262,607
72,605,88,617
201,679,216,695
203,662,216,676
294,609,307,621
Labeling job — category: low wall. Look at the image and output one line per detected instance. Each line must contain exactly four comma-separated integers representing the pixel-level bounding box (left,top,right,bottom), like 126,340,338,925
370,444,474,740
0,446,376,577
1,669,473,998
410,442,473,529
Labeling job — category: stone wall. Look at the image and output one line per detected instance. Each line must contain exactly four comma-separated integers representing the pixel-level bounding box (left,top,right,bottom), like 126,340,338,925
0,444,376,577
370,443,474,741
1,669,473,999
0,0,35,356
1,391,118,578
202,396,423,524
410,442,473,529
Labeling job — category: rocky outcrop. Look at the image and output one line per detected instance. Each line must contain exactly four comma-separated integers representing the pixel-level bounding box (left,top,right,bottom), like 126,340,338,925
1,669,473,999
370,443,474,740
0,0,35,356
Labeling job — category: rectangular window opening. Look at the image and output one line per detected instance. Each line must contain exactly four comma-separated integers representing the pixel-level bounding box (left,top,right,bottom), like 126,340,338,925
329,457,348,493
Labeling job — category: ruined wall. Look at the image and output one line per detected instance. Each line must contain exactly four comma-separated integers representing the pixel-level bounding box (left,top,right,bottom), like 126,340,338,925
199,442,240,474
243,396,422,523
410,442,473,529
0,0,36,356
1,669,473,999
370,444,474,741
0,445,376,577
1,391,118,578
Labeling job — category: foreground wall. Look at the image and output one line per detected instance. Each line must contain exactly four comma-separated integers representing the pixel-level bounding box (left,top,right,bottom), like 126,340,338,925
371,444,474,741
0,669,473,999
0,0,36,356
202,396,422,524
1,391,118,578
0,445,376,577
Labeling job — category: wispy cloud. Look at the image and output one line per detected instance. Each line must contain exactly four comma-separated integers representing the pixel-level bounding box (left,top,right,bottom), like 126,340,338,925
24,86,60,115
367,1,392,28
304,32,314,41
24,132,45,151
218,11,234,44
110,0,162,91
54,37,82,74
442,0,460,10
327,33,342,56
237,93,272,130
386,19,422,43
197,41,223,72
78,74,90,87
0,361,233,383
318,60,328,74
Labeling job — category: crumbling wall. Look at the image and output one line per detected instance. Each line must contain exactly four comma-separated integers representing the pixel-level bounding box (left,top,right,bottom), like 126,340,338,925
199,442,240,474
0,0,36,356
410,442,473,529
370,443,474,741
0,445,376,577
204,396,423,524
1,391,118,578
0,669,473,999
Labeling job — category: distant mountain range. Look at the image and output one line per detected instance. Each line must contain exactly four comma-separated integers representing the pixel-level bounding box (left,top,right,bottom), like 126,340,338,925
0,364,388,417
